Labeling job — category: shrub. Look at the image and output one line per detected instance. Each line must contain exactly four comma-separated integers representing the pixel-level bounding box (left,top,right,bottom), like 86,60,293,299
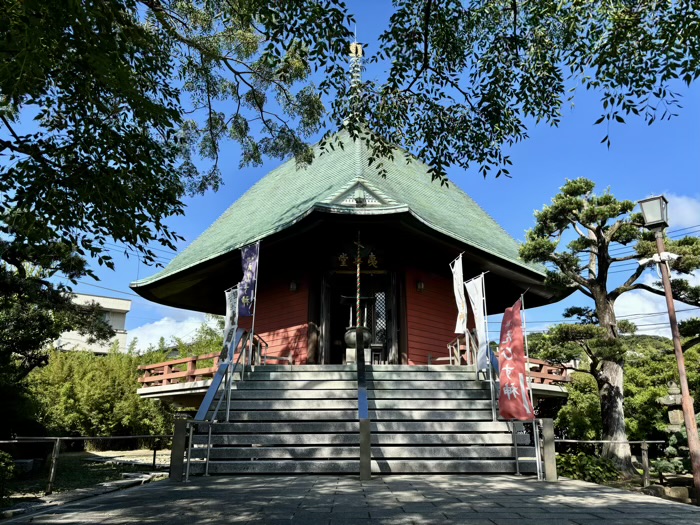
0,451,16,499
556,452,620,483
27,348,173,445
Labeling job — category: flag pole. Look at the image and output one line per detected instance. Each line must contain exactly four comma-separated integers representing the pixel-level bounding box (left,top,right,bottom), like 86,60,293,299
521,291,543,480
520,293,536,414
225,286,239,422
481,273,497,422
249,241,261,366
449,251,465,268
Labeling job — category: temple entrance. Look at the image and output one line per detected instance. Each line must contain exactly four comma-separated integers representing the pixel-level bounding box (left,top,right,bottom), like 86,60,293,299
321,271,397,364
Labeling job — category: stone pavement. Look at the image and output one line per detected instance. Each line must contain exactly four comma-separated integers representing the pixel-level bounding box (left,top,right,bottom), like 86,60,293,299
5,475,700,525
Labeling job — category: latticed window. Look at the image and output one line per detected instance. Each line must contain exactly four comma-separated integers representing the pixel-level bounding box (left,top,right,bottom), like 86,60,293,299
373,292,387,344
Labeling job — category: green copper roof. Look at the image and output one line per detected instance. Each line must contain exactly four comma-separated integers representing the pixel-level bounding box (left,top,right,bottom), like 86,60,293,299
132,130,543,288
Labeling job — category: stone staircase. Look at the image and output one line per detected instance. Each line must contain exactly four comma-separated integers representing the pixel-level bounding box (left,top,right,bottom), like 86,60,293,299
187,364,536,475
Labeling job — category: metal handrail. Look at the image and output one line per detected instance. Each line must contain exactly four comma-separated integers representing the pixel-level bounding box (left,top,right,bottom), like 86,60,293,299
445,331,479,366
355,328,371,480
210,334,247,423
186,331,252,480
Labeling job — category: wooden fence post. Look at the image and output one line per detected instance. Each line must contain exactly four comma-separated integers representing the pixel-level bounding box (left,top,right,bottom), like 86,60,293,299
642,441,650,488
46,438,61,495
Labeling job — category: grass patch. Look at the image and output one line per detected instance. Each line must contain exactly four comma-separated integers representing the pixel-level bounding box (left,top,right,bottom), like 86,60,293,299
2,451,163,508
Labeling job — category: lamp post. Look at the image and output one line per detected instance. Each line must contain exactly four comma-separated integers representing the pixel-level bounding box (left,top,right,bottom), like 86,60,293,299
639,196,700,503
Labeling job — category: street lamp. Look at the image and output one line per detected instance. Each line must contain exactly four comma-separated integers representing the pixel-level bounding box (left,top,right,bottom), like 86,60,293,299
638,195,700,504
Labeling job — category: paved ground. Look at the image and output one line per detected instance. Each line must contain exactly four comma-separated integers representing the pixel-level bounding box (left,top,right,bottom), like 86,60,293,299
5,475,700,525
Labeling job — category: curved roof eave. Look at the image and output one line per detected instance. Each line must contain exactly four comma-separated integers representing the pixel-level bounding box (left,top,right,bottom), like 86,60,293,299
132,202,544,295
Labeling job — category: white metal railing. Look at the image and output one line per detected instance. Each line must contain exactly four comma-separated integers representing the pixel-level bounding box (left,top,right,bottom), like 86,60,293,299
185,330,274,479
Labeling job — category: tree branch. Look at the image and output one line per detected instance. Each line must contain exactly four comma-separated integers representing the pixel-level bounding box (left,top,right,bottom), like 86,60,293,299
404,0,433,93
609,254,640,263
577,285,594,299
604,219,626,243
608,264,646,301
682,335,700,353
624,282,664,297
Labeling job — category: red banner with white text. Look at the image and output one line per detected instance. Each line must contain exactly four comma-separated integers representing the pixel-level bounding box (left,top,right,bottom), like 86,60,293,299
498,299,534,421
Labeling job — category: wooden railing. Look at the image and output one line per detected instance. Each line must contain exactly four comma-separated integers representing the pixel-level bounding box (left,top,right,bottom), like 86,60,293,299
527,357,568,385
443,335,569,385
138,353,221,387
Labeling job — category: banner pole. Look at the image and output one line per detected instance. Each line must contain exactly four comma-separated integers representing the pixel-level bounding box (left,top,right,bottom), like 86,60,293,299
533,419,543,481
511,420,520,475
249,241,261,366
520,293,536,414
226,286,239,422
482,274,497,421
449,251,465,268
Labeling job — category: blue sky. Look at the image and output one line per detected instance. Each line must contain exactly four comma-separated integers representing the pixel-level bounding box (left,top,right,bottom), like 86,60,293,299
64,2,700,350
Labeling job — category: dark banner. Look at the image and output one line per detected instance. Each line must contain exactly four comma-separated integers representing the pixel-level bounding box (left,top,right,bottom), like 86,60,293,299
238,242,259,317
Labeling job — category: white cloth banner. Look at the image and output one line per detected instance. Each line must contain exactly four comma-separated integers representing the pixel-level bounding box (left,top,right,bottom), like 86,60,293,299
450,255,468,334
222,287,238,359
465,274,488,370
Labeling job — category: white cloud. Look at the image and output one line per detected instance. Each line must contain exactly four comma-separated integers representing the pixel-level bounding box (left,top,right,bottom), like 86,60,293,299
666,193,700,229
127,314,216,352
615,271,700,338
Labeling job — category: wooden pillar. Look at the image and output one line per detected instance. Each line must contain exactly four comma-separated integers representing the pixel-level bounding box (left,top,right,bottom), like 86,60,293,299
541,418,557,482
170,418,188,482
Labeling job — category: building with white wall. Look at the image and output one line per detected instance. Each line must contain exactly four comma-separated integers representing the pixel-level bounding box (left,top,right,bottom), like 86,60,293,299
57,294,132,354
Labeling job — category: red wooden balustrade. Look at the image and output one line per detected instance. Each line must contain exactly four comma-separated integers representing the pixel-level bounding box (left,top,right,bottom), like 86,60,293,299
446,335,569,384
526,357,569,385
138,353,221,387
138,348,568,387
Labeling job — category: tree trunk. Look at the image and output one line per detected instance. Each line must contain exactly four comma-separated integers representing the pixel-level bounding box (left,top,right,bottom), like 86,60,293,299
593,295,637,476
597,359,636,476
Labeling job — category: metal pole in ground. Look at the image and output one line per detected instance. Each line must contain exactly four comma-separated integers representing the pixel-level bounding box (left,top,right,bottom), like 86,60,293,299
533,420,543,481
355,231,371,481
654,230,700,504
185,423,194,482
46,438,61,495
511,421,520,475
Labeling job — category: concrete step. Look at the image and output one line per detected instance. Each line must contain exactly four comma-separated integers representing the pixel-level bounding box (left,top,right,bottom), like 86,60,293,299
187,459,535,475
188,460,359,475
233,379,487,390
206,388,490,400
190,446,535,461
190,445,535,460
212,399,493,411
371,459,537,474
244,371,357,381
186,363,528,476
253,364,476,372
218,409,493,421
242,371,477,382
202,420,515,434
193,432,528,446
235,380,358,390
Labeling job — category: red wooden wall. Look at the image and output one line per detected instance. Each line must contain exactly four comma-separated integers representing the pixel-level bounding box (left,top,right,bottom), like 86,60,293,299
239,277,309,364
404,268,458,365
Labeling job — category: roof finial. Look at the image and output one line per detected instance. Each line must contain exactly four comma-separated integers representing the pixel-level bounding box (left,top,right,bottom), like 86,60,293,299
349,25,363,91
348,32,364,134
